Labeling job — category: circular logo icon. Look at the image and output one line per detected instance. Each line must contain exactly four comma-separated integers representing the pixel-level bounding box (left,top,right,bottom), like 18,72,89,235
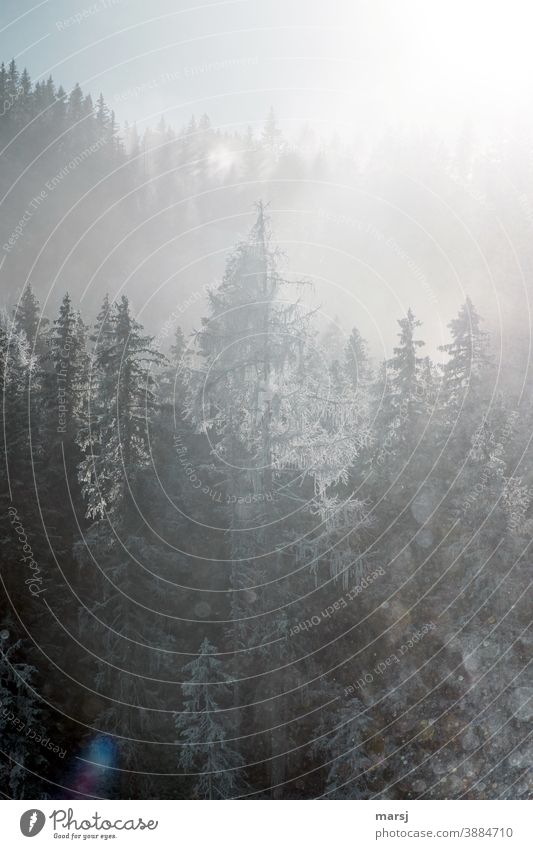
20,810,46,837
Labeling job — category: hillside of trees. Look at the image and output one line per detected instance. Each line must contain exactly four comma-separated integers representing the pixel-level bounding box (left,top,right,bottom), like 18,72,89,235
0,61,531,799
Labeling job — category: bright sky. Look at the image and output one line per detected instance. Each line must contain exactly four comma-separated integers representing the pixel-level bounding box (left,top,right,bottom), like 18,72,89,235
2,0,533,141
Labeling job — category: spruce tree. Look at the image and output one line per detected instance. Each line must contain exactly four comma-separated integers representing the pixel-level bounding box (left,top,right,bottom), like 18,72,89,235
344,325,372,392
261,107,284,157
0,629,50,798
67,83,84,125
12,285,48,353
75,296,168,797
190,205,370,792
78,295,163,522
372,308,429,469
439,297,491,422
174,638,246,799
50,293,88,441
312,696,374,799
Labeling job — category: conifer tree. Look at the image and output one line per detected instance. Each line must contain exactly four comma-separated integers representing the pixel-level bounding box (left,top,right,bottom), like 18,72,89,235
6,60,18,107
262,107,284,157
13,285,48,353
174,638,246,799
95,93,109,135
0,62,7,107
372,308,429,466
35,295,89,570
78,295,163,522
190,205,371,790
0,317,33,504
312,696,374,799
0,630,50,798
344,325,372,392
67,83,84,125
50,293,88,441
439,297,490,420
51,85,67,128
75,296,168,797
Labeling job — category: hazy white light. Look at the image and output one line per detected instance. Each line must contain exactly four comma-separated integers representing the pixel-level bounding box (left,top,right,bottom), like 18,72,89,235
322,0,533,137
209,146,236,173
413,0,533,108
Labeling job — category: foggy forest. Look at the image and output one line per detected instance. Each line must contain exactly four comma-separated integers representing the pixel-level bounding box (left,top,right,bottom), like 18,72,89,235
0,47,531,802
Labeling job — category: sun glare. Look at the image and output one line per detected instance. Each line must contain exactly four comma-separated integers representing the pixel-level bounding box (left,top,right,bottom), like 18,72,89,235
209,145,236,173
417,0,532,97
